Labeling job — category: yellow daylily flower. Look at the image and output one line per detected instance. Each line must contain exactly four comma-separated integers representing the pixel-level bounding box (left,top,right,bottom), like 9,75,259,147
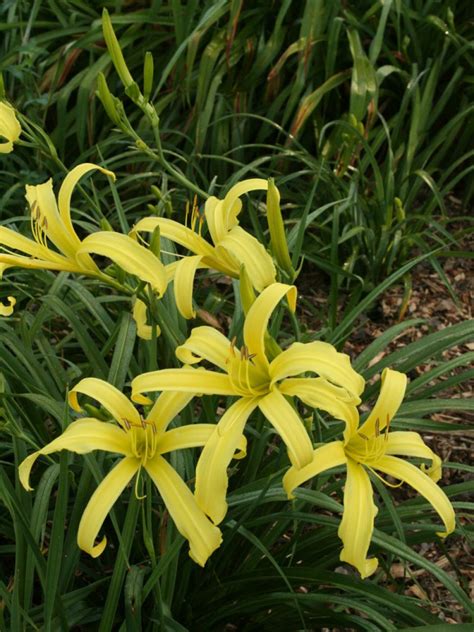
132,282,364,524
130,179,277,318
283,368,455,578
19,378,247,566
0,164,168,310
0,101,21,153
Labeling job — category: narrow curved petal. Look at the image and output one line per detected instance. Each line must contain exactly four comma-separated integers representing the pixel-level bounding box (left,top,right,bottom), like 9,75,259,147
0,296,16,316
222,178,268,226
132,298,161,340
359,369,407,437
385,431,442,481
218,226,276,292
173,254,204,319
258,388,313,468
0,226,67,263
58,163,115,239
176,326,231,371
279,377,359,442
243,283,297,371
269,341,364,401
375,455,455,537
145,455,222,566
195,397,259,524
77,456,139,557
0,252,80,274
338,459,379,579
19,419,132,491
283,440,346,499
147,391,195,434
25,180,78,260
69,377,141,429
157,423,247,458
204,197,226,245
132,368,236,404
77,232,168,296
132,216,215,258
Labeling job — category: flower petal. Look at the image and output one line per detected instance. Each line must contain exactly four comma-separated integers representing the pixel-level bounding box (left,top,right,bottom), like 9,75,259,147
269,341,364,401
77,456,139,557
173,254,204,319
0,251,78,272
78,232,168,296
0,102,21,152
158,423,247,458
69,377,141,430
146,391,195,434
339,458,379,579
283,440,346,499
131,216,215,258
279,377,359,442
19,418,132,491
385,431,442,481
359,368,407,437
217,226,276,292
375,455,455,537
145,455,222,566
132,367,236,404
0,296,16,316
58,163,115,240
258,388,313,468
222,178,268,228
243,282,297,371
176,326,231,371
0,226,67,263
195,397,259,524
132,298,161,340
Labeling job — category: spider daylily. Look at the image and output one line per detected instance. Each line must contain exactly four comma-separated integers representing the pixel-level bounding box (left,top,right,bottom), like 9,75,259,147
130,179,277,318
0,163,168,309
283,368,455,578
0,101,21,153
132,282,364,524
19,378,246,566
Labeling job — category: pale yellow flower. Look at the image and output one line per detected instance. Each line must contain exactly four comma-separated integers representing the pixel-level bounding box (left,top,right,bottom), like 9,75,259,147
19,378,246,566
283,368,455,578
132,282,364,524
0,164,168,311
131,179,277,318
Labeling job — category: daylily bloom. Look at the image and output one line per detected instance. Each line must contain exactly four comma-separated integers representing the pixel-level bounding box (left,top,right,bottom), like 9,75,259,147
19,378,246,566
283,368,456,578
132,282,364,524
0,101,21,153
130,179,277,318
0,163,168,307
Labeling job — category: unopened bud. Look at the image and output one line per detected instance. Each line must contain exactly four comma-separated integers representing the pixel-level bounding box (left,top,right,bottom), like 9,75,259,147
143,52,154,101
266,179,295,279
102,8,135,90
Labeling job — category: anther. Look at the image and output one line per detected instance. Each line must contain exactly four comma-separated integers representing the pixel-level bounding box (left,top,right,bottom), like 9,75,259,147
123,418,131,430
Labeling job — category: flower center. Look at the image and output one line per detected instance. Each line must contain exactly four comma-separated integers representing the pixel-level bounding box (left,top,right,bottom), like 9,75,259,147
29,200,50,251
345,419,388,466
226,340,270,397
124,417,158,463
